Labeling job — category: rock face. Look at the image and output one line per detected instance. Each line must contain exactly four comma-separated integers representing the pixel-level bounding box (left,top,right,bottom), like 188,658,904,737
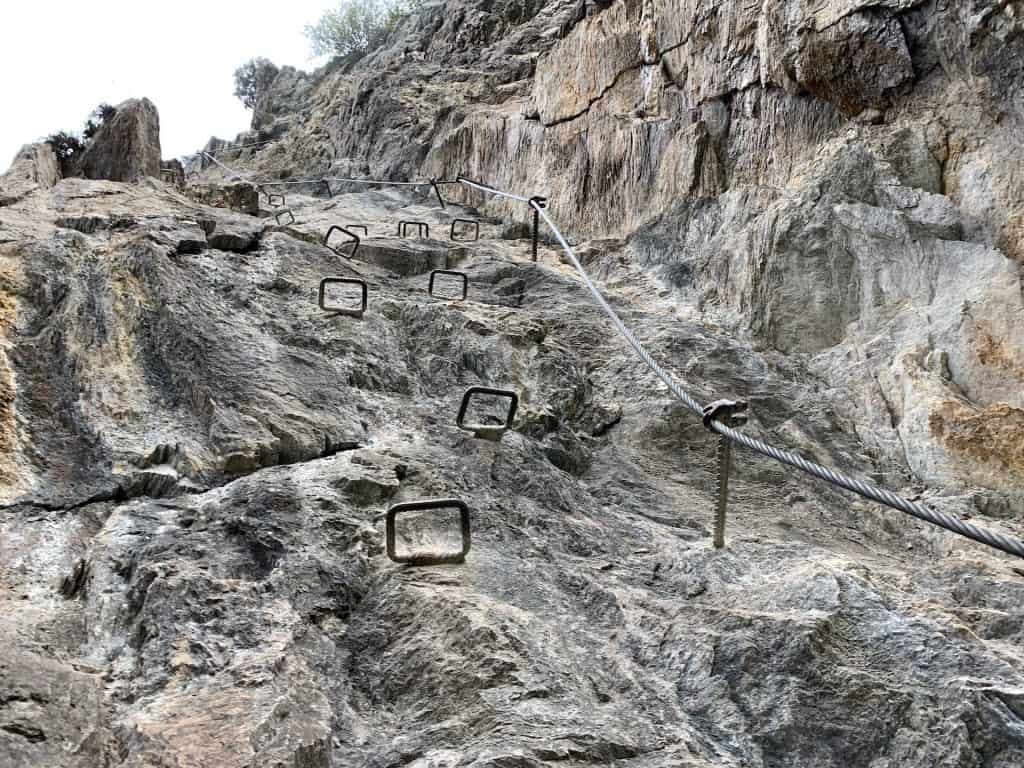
186,180,261,216
78,97,162,182
0,142,60,206
204,0,1024,518
2,1,1024,767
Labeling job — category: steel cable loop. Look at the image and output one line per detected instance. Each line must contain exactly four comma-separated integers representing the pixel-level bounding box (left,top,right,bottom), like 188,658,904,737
523,198,1024,561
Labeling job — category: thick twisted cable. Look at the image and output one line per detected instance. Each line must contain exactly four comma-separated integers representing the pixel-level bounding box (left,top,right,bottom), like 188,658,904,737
529,199,1024,561
458,176,532,204
713,422,1024,559
199,151,248,179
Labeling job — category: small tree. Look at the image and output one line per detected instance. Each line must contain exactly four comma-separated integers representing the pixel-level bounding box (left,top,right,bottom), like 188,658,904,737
304,0,416,59
233,58,280,110
43,102,119,176
83,103,117,140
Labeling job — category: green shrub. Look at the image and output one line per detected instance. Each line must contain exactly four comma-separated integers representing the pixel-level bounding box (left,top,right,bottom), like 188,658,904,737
83,103,117,140
233,58,280,110
304,0,417,59
44,102,119,176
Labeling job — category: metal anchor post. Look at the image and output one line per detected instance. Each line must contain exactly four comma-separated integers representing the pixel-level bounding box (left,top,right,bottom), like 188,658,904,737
529,196,547,262
702,399,748,550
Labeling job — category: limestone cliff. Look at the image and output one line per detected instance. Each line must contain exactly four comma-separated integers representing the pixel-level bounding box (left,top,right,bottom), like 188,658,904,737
209,0,1024,517
1,1,1024,767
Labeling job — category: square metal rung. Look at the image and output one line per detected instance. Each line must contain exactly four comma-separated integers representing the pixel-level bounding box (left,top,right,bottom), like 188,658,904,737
324,225,360,259
429,269,468,301
450,218,479,242
398,220,429,239
267,193,285,208
318,277,367,317
275,209,295,226
457,386,518,440
386,498,471,565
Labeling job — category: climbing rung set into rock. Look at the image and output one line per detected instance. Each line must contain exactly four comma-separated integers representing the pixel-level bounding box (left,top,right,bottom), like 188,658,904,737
398,220,429,239
457,386,519,441
429,269,468,301
275,210,295,226
450,218,479,242
324,225,361,259
385,499,471,565
318,277,367,318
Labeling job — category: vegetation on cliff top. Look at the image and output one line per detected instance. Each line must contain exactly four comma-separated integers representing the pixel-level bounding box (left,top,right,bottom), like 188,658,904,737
304,0,419,59
44,102,117,175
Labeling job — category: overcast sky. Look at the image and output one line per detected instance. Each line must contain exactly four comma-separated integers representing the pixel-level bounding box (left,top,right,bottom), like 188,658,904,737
1,1,337,172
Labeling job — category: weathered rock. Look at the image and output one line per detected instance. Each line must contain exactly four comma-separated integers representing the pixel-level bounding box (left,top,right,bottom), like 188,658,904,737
78,98,162,182
4,1,1024,766
0,142,60,205
186,181,261,216
160,158,185,189
0,650,109,768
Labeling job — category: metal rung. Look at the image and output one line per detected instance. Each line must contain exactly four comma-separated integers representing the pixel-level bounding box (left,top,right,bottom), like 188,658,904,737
275,209,295,226
429,269,468,301
385,498,471,565
324,225,361,259
450,218,479,242
318,277,367,317
267,193,285,208
398,220,429,238
457,386,519,440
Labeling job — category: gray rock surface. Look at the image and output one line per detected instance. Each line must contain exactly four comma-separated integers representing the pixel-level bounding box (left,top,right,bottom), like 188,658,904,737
0,143,60,206
3,0,1024,766
197,0,1024,517
2,169,1023,768
78,98,162,182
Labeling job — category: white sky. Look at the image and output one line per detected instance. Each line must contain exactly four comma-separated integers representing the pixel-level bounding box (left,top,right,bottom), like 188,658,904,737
0,0,337,172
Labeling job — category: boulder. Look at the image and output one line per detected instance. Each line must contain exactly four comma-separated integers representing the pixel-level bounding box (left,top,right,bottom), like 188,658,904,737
186,182,260,216
0,142,60,205
78,97,162,182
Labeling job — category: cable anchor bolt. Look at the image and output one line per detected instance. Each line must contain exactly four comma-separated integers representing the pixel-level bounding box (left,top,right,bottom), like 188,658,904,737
702,399,748,550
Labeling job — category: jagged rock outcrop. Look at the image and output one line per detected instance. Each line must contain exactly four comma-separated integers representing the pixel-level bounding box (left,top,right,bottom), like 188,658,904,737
0,143,60,206
252,65,316,133
78,97,162,182
202,0,1024,518
187,180,261,216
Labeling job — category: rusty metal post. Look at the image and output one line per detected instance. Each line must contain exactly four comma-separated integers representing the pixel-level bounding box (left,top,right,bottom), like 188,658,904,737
702,399,749,550
714,436,732,549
